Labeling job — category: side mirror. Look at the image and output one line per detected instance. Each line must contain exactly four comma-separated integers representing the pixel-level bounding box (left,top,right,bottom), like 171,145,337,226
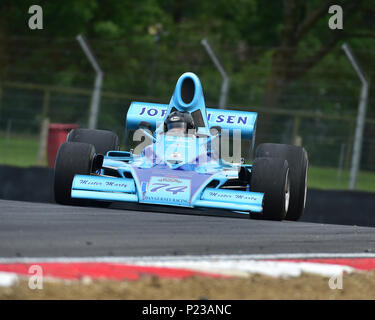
139,121,152,131
92,154,104,172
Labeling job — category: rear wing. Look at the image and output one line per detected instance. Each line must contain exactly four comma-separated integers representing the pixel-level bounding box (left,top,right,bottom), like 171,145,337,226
126,102,257,141
125,72,257,153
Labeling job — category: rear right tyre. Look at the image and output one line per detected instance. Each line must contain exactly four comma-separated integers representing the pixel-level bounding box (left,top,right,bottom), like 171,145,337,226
67,128,119,155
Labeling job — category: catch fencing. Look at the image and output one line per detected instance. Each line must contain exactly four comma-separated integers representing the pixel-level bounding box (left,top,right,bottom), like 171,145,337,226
0,36,374,190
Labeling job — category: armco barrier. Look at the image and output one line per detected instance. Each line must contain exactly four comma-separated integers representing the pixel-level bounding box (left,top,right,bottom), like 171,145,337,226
301,188,375,227
0,165,54,203
0,165,373,227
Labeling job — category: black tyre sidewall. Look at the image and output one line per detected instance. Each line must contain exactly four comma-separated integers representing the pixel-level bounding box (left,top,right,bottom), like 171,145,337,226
255,143,308,221
54,142,95,205
250,157,289,221
67,129,119,155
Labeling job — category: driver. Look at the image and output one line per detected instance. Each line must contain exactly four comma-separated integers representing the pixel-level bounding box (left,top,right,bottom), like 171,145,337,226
165,111,195,136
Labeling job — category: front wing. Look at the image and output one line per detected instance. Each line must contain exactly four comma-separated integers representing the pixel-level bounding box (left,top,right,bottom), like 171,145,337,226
71,174,264,214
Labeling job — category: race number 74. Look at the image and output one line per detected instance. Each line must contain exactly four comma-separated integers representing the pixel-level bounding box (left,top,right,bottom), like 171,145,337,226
149,183,188,195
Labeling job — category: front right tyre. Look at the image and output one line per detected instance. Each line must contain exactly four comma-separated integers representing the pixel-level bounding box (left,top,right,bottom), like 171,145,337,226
54,142,95,205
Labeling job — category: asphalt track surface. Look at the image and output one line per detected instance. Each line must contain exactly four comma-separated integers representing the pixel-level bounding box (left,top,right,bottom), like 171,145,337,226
0,199,374,258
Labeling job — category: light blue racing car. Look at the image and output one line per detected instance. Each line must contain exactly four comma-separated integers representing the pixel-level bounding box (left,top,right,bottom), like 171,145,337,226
54,72,308,221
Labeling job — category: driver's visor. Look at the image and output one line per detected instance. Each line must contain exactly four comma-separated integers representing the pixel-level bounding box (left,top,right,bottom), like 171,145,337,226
167,121,187,132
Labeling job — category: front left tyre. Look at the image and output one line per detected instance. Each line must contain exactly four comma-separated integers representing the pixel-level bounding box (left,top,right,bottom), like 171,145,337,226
250,157,290,221
255,143,308,221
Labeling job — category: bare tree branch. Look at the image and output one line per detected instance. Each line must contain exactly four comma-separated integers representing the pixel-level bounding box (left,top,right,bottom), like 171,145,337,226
295,0,337,43
288,32,346,81
345,32,375,38
280,0,298,46
290,0,363,81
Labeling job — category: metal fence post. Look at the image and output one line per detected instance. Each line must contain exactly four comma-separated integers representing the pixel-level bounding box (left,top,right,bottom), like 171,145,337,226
37,118,49,166
201,38,230,109
342,43,369,190
76,35,103,129
148,34,160,97
292,116,301,145
41,89,50,119
37,89,50,166
344,120,355,171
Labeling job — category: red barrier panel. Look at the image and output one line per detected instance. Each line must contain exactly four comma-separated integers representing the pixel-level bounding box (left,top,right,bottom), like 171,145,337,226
47,123,79,168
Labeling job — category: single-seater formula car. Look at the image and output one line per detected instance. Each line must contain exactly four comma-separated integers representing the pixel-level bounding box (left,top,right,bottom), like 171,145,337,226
54,72,308,221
